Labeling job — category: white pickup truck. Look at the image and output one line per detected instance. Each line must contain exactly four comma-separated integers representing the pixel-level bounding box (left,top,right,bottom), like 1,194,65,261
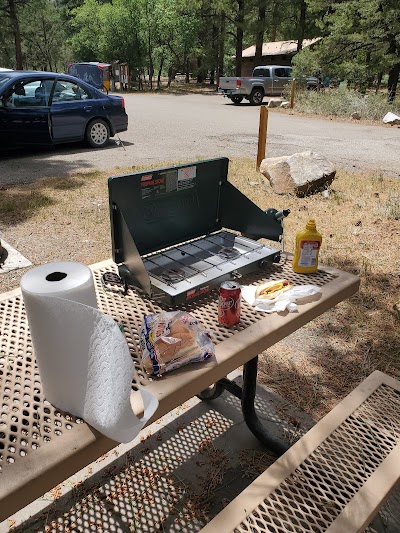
218,65,318,105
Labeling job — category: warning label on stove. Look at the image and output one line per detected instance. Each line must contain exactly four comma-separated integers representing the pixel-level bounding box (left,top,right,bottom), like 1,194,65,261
178,166,196,190
140,167,195,199
163,169,179,192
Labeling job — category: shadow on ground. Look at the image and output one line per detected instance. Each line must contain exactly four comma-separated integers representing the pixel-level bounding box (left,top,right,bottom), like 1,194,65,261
258,257,400,419
0,140,133,186
0,175,88,226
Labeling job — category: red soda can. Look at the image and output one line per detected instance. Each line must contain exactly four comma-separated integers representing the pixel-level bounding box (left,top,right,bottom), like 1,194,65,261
218,281,241,326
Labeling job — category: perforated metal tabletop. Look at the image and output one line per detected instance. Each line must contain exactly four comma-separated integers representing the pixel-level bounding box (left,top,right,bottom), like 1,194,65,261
0,256,359,521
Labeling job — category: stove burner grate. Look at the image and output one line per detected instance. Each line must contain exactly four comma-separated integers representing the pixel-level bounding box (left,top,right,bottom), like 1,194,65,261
161,268,187,283
218,247,240,260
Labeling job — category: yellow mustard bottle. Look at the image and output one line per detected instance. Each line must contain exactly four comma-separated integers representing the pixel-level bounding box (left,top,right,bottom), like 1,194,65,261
292,219,322,273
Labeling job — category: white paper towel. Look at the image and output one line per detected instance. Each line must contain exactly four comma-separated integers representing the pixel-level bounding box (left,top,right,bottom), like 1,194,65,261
20,262,158,443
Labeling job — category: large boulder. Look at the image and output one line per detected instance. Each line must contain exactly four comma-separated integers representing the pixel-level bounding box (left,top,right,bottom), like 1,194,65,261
260,151,336,196
383,112,400,126
267,98,282,108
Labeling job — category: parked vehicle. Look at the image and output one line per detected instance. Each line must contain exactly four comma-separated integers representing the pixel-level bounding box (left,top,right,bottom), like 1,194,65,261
0,71,127,149
218,66,318,105
67,62,111,92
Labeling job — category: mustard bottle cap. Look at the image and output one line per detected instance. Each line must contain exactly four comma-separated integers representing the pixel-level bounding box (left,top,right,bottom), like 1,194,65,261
306,219,317,230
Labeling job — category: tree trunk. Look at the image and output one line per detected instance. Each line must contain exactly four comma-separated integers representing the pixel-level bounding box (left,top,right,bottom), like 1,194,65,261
387,62,400,103
210,69,215,85
167,65,173,88
217,11,226,83
271,0,278,42
297,0,307,52
235,0,244,77
157,56,164,89
185,57,190,84
211,20,218,86
197,57,204,83
375,72,383,94
148,29,153,90
138,70,143,91
8,0,23,69
255,0,266,65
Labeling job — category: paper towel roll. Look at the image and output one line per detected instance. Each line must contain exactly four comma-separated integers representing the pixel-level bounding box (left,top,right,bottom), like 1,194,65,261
21,262,158,443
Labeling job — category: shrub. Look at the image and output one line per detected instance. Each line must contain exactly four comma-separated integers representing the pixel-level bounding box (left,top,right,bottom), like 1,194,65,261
286,86,399,121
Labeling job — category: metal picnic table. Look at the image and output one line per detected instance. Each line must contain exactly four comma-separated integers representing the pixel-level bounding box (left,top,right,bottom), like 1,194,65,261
0,255,359,522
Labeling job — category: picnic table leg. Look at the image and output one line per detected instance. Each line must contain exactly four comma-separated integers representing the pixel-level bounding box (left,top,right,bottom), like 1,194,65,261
242,356,290,456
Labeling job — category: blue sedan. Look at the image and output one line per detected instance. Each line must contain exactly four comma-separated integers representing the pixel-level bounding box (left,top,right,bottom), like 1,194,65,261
0,71,128,148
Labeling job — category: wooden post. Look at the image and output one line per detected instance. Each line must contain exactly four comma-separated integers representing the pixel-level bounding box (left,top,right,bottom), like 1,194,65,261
256,106,268,169
290,78,296,109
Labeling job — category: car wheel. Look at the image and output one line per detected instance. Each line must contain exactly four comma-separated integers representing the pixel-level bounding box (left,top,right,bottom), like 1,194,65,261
86,119,110,148
231,96,243,104
249,88,264,105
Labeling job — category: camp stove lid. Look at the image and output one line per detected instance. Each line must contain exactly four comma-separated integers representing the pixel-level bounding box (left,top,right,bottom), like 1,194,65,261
109,158,229,257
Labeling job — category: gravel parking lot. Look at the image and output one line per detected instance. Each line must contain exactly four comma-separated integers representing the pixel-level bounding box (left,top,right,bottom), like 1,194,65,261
1,92,399,186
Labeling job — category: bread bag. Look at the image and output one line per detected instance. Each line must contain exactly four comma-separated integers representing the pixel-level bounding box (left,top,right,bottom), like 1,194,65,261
140,311,215,376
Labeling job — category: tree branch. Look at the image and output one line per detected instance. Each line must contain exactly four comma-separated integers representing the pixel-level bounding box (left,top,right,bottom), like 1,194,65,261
326,41,375,65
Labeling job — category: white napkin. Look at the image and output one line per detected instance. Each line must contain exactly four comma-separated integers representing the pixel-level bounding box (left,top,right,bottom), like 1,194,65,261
241,284,320,313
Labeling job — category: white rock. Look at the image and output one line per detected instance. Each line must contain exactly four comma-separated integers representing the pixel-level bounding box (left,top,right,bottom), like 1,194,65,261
260,151,336,196
267,98,282,108
280,101,290,108
383,112,400,125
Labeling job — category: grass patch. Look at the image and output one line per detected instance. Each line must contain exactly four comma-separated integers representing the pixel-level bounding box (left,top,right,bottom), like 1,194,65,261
0,190,54,224
0,160,399,421
286,86,399,121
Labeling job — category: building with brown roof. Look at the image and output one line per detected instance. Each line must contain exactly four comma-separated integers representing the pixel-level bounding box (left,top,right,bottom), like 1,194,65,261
241,38,320,76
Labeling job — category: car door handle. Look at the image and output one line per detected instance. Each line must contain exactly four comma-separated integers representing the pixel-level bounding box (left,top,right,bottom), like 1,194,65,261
84,106,92,112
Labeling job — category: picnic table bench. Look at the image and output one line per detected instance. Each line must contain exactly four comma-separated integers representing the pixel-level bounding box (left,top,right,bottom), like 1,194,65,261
0,255,364,525
200,370,400,533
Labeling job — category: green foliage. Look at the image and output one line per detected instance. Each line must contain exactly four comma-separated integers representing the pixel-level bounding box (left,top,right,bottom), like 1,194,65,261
296,0,400,93
292,46,321,77
1,0,399,99
0,28,15,68
20,0,67,71
0,0,67,70
69,0,102,60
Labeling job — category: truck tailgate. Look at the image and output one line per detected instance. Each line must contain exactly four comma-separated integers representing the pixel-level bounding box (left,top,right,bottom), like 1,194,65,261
219,77,241,90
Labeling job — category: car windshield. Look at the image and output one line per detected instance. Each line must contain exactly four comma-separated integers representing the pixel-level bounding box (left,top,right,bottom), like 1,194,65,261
0,75,12,89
